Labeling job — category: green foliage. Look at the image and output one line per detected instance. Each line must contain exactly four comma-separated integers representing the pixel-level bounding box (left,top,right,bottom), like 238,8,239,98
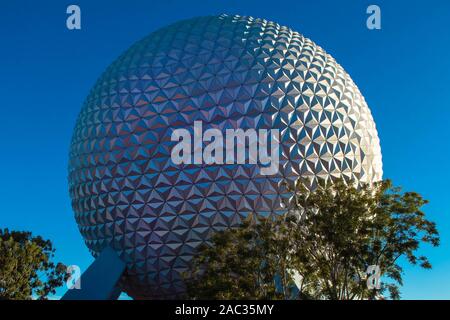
183,216,298,299
292,179,439,299
183,179,440,300
0,229,68,300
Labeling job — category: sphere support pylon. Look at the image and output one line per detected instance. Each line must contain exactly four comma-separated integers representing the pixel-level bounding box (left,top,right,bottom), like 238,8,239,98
62,246,125,300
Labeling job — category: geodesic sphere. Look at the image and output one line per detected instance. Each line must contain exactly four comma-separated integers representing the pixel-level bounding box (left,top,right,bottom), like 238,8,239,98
68,14,382,299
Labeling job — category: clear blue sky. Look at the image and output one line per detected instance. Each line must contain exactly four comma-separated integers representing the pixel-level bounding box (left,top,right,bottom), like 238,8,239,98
0,0,449,299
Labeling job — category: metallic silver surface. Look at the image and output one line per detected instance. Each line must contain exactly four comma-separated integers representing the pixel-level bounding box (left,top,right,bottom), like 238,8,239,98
68,14,382,299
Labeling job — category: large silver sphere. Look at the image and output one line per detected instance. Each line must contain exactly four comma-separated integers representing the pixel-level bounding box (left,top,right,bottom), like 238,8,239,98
68,14,382,299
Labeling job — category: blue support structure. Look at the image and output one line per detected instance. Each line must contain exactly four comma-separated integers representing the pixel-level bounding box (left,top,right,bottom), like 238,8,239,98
62,246,126,300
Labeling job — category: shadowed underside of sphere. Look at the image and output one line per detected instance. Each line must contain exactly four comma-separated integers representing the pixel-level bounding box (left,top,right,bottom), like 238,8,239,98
68,14,382,299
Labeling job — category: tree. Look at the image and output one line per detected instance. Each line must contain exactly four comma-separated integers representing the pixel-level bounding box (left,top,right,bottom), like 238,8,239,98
0,229,68,300
183,179,439,300
291,179,439,299
183,216,298,299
